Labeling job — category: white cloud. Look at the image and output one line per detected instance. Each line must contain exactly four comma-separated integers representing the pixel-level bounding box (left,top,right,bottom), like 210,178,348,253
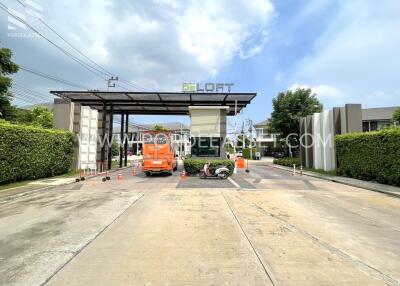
291,0,400,107
177,0,273,73
40,0,274,90
289,84,343,99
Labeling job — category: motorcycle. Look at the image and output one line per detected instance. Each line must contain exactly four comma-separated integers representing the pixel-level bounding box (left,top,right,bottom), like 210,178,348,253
200,165,230,179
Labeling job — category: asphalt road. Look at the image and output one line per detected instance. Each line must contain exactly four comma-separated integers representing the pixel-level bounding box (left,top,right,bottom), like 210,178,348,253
0,163,399,285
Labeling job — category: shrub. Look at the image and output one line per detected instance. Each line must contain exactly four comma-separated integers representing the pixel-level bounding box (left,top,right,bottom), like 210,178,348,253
336,127,400,186
0,122,74,185
273,157,300,167
243,148,256,159
183,158,235,175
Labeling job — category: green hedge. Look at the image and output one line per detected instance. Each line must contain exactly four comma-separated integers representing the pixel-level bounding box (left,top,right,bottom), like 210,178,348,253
336,127,400,186
243,148,256,159
0,122,74,185
273,157,300,167
183,158,235,175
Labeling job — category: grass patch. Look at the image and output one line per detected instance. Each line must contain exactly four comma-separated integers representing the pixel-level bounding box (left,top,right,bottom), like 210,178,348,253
0,170,80,192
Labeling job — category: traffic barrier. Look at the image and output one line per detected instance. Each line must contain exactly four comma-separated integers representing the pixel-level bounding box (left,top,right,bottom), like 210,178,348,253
76,167,86,182
101,162,111,182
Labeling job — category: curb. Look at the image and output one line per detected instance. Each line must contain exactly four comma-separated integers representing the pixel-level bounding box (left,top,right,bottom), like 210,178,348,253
0,166,131,206
268,164,400,199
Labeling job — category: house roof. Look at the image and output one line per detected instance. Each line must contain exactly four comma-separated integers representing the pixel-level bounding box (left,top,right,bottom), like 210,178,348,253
254,119,271,127
362,106,399,121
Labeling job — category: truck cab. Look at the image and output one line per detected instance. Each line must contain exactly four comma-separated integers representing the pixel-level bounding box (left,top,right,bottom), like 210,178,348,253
141,131,177,176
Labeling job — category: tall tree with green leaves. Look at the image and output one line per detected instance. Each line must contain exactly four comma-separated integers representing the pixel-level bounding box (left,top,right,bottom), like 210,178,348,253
0,46,19,118
152,124,168,132
271,88,323,145
393,107,400,125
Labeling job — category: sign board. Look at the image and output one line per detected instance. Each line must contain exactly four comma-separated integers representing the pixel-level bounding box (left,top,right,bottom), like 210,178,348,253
182,83,234,93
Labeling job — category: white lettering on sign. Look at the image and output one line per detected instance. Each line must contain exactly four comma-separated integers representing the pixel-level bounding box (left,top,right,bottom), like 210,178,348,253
182,83,234,93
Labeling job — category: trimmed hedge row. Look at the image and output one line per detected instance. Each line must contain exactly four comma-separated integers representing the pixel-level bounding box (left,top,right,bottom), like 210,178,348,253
243,148,256,159
273,157,300,167
336,127,400,186
183,158,235,175
0,122,74,185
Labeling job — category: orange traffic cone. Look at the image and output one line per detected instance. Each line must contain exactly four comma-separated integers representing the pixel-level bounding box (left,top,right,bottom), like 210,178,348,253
131,167,137,176
180,169,187,180
117,172,124,180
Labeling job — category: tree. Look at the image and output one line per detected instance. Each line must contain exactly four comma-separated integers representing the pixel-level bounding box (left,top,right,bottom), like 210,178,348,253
0,46,19,118
393,107,400,125
271,88,323,147
32,107,53,128
152,124,168,132
236,134,251,149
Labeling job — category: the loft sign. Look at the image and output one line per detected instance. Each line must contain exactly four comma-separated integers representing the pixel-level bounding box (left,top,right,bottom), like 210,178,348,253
182,83,234,93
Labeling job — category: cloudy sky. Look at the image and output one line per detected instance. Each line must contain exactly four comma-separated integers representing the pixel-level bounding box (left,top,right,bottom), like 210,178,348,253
1,0,399,126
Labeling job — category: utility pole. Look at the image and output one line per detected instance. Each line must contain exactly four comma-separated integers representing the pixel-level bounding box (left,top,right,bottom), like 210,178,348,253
106,76,118,91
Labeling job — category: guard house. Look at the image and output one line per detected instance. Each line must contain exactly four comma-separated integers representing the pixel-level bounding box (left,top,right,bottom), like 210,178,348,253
51,91,256,170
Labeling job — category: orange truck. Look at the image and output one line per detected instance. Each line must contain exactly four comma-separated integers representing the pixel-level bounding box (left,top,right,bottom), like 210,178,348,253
141,131,177,176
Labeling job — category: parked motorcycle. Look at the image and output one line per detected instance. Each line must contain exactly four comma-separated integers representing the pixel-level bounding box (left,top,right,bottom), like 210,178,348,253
200,165,230,179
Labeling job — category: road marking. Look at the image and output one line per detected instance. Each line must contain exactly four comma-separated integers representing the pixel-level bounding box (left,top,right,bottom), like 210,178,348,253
228,177,241,188
221,192,278,286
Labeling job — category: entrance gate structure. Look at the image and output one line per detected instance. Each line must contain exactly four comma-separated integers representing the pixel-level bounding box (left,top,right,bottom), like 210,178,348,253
51,91,257,171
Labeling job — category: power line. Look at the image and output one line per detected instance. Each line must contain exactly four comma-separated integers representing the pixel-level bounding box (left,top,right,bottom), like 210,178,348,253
37,18,114,78
12,89,50,104
18,65,90,90
0,2,107,81
13,0,149,92
12,85,53,102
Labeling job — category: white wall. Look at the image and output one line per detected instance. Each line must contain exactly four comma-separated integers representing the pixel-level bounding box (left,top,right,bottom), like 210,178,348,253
313,113,324,169
78,107,98,170
322,110,336,171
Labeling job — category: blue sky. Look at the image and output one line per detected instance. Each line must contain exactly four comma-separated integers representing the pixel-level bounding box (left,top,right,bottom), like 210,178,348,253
1,0,399,127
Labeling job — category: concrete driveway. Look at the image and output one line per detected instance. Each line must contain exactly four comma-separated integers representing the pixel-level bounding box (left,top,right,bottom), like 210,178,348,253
0,164,399,286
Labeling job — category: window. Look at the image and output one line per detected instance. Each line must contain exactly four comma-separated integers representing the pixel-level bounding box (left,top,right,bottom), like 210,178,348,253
370,121,378,131
191,137,221,157
362,121,370,132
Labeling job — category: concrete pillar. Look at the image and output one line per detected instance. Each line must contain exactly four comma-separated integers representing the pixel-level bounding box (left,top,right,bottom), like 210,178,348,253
189,106,228,159
345,104,362,133
322,110,336,171
305,115,314,168
299,117,306,167
313,112,324,169
332,107,342,135
53,98,74,131
340,107,347,134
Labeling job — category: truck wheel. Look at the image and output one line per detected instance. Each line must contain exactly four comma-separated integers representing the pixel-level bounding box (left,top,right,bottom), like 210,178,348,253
145,172,151,177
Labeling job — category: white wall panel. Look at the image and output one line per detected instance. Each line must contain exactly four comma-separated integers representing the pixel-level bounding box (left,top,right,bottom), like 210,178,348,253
313,113,323,169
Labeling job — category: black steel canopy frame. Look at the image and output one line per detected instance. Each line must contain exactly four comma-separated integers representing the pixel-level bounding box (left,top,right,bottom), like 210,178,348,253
51,91,257,171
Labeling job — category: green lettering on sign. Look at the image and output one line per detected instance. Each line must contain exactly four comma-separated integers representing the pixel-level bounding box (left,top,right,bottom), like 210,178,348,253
182,83,197,92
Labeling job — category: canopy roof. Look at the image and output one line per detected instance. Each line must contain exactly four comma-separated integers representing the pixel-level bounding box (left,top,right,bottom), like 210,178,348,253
50,91,257,115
